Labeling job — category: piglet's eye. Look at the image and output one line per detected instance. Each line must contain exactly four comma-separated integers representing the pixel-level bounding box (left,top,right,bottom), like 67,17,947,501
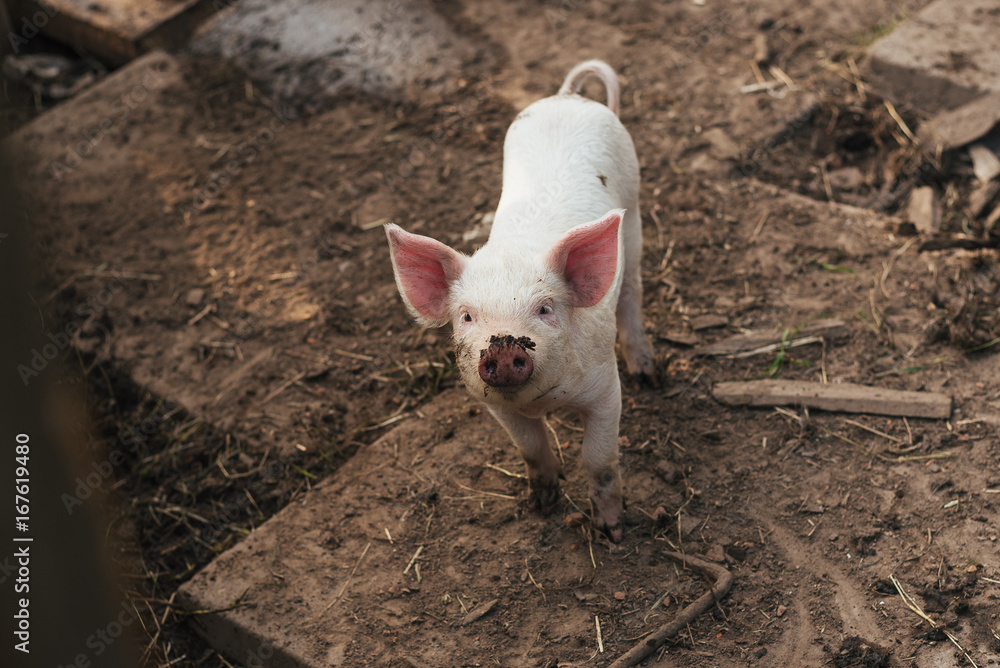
539,305,553,315
461,312,473,322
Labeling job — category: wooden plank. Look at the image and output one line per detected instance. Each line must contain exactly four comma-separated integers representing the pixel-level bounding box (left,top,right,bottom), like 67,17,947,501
659,330,699,347
690,314,728,331
8,0,217,66
696,318,850,357
712,380,952,419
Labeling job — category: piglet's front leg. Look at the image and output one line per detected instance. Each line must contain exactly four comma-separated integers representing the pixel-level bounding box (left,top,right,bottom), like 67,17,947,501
581,389,625,542
489,407,562,513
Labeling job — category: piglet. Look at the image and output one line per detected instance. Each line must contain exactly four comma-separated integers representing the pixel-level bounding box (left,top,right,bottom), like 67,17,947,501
385,60,654,541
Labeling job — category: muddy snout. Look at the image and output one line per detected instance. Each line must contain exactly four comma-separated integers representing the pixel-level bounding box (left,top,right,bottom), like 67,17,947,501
478,335,536,387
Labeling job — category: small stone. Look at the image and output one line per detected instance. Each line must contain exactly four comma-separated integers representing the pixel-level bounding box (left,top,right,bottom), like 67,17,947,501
678,512,701,537
714,295,736,309
613,591,626,600
906,186,941,234
969,142,1000,183
776,604,787,617
702,127,741,161
827,166,864,191
704,544,726,563
967,180,1000,219
186,287,206,306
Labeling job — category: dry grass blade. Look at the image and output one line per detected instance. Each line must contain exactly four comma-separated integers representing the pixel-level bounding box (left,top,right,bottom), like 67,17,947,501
890,574,980,667
642,585,677,624
842,418,904,444
545,417,566,467
730,334,825,359
333,348,375,362
454,481,516,500
484,462,526,479
847,56,867,101
364,412,412,431
891,451,955,462
318,542,372,617
883,99,916,143
748,209,769,244
403,545,423,574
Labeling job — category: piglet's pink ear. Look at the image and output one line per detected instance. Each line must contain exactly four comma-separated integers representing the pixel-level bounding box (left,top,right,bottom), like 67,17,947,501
546,209,623,308
385,224,466,327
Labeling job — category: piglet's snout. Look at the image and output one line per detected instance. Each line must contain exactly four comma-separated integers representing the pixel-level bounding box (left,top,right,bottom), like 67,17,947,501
478,339,534,387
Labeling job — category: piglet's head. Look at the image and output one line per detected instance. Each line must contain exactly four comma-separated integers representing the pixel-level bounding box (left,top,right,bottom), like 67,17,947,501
385,209,623,405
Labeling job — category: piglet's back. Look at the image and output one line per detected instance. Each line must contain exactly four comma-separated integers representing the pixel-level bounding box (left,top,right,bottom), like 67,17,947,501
492,95,639,241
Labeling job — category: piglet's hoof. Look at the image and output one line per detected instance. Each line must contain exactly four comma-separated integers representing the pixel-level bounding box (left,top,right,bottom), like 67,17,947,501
528,479,561,515
596,520,623,543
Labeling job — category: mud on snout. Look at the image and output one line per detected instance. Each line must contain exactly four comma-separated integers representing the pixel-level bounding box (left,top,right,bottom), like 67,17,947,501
477,334,536,389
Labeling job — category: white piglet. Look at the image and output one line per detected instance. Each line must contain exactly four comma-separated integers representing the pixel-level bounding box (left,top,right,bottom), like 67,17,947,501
385,60,654,541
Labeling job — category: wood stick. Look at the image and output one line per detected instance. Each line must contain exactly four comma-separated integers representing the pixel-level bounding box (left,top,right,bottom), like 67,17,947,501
460,598,498,626
696,318,849,357
609,552,733,668
713,380,951,419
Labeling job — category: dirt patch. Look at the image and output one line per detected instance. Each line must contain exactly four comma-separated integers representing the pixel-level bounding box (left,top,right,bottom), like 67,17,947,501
12,0,1000,666
832,636,892,668
737,92,1000,243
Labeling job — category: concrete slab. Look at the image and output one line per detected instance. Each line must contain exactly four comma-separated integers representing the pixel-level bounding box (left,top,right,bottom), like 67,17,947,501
173,388,692,667
3,49,182,190
187,0,480,106
174,390,508,667
864,0,1000,114
6,0,216,66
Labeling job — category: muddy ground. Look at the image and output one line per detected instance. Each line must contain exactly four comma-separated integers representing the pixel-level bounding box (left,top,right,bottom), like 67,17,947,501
7,0,1000,666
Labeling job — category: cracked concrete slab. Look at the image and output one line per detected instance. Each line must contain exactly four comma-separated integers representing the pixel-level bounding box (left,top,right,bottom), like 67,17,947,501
864,0,1000,114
